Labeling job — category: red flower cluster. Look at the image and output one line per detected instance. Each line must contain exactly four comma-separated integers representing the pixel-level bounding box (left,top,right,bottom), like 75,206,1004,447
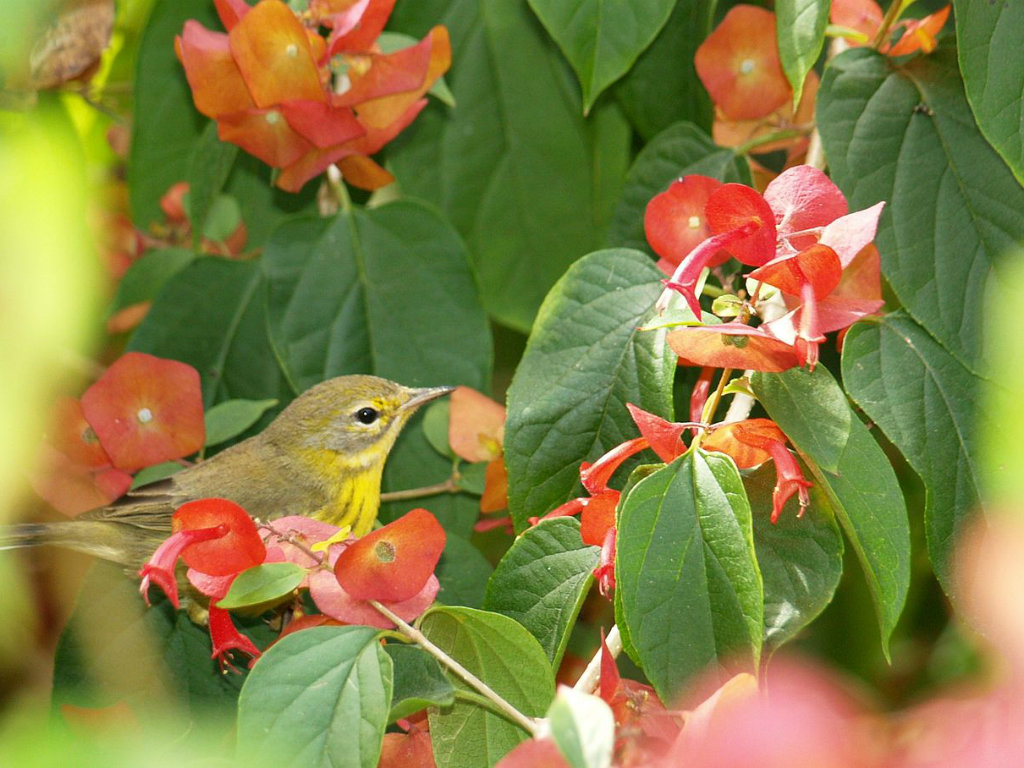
176,0,450,192
647,165,885,371
139,502,447,667
32,353,205,515
832,0,951,55
541,403,810,596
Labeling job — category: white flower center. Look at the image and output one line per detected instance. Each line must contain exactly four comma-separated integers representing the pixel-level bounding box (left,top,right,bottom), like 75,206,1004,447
285,43,299,59
137,407,154,424
740,58,756,75
688,215,702,230
265,110,280,125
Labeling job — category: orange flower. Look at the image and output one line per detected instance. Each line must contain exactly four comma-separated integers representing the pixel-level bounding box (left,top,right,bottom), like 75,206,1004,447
883,5,951,56
694,6,791,121
176,0,451,192
79,352,205,472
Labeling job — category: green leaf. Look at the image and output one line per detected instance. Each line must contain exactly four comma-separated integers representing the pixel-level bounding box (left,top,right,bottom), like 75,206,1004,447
216,563,305,610
615,451,763,700
262,201,490,394
776,0,829,107
237,626,392,768
128,0,213,227
388,0,631,331
436,534,494,609
546,687,615,768
745,464,844,652
483,517,599,668
204,398,279,448
818,45,1024,370
422,400,454,458
842,313,985,600
187,121,240,249
385,644,456,722
421,606,555,767
956,0,1024,184
527,0,674,113
109,248,196,314
130,461,182,489
505,250,675,529
752,366,910,656
607,121,752,254
52,563,251,720
614,0,716,138
129,257,289,408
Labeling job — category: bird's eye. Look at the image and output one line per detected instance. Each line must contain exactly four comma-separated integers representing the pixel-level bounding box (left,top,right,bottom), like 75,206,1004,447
355,407,380,425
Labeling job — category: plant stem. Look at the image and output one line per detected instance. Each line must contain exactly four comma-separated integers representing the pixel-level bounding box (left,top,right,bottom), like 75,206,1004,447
380,477,459,503
370,601,540,737
693,368,734,449
871,0,905,49
734,128,807,157
573,625,622,695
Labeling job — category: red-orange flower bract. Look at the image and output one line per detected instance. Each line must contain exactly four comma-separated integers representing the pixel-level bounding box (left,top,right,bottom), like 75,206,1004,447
80,352,205,472
334,508,445,602
173,498,266,576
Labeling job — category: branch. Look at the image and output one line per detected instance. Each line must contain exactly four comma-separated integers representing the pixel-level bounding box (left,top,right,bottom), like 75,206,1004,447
371,601,541,737
573,624,622,695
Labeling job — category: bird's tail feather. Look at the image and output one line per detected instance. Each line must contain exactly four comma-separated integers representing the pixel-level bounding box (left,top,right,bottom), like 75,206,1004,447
0,521,139,565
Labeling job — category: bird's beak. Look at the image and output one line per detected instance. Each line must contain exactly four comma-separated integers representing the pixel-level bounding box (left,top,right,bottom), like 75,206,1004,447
403,385,456,412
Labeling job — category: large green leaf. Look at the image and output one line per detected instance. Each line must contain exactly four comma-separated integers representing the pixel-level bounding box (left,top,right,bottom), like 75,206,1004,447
746,464,844,652
109,248,196,314
128,0,212,228
237,626,392,768
818,46,1024,370
607,121,752,254
504,250,675,529
752,366,910,656
615,451,763,701
842,312,985,600
262,200,490,394
436,533,494,609
388,0,631,331
775,0,829,107
52,563,255,721
187,122,239,250
527,0,674,113
614,0,716,139
421,606,555,768
129,258,289,408
385,644,456,723
482,517,599,668
956,0,1024,184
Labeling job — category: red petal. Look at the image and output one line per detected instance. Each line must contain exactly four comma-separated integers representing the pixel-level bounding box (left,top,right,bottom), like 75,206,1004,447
702,419,781,469
694,6,791,121
705,184,777,266
448,386,506,464
579,491,619,547
80,352,205,472
830,0,883,43
279,100,365,149
599,628,622,704
749,243,842,300
49,397,111,468
626,404,687,463
495,738,571,768
347,26,451,131
173,498,266,576
139,524,228,607
668,324,802,372
579,437,649,495
480,457,509,513
334,508,445,602
310,565,439,629
884,5,950,56
229,0,324,107
767,440,812,523
645,176,728,267
324,0,398,54
217,107,315,168
208,604,261,667
214,0,251,30
690,367,715,426
764,166,848,249
30,445,131,516
176,22,254,118
819,202,885,267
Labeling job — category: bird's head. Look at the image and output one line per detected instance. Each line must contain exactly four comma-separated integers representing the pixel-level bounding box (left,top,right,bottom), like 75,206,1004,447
267,375,454,469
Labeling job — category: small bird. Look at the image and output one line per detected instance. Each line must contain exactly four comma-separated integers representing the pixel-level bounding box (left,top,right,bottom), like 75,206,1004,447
3,375,453,570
